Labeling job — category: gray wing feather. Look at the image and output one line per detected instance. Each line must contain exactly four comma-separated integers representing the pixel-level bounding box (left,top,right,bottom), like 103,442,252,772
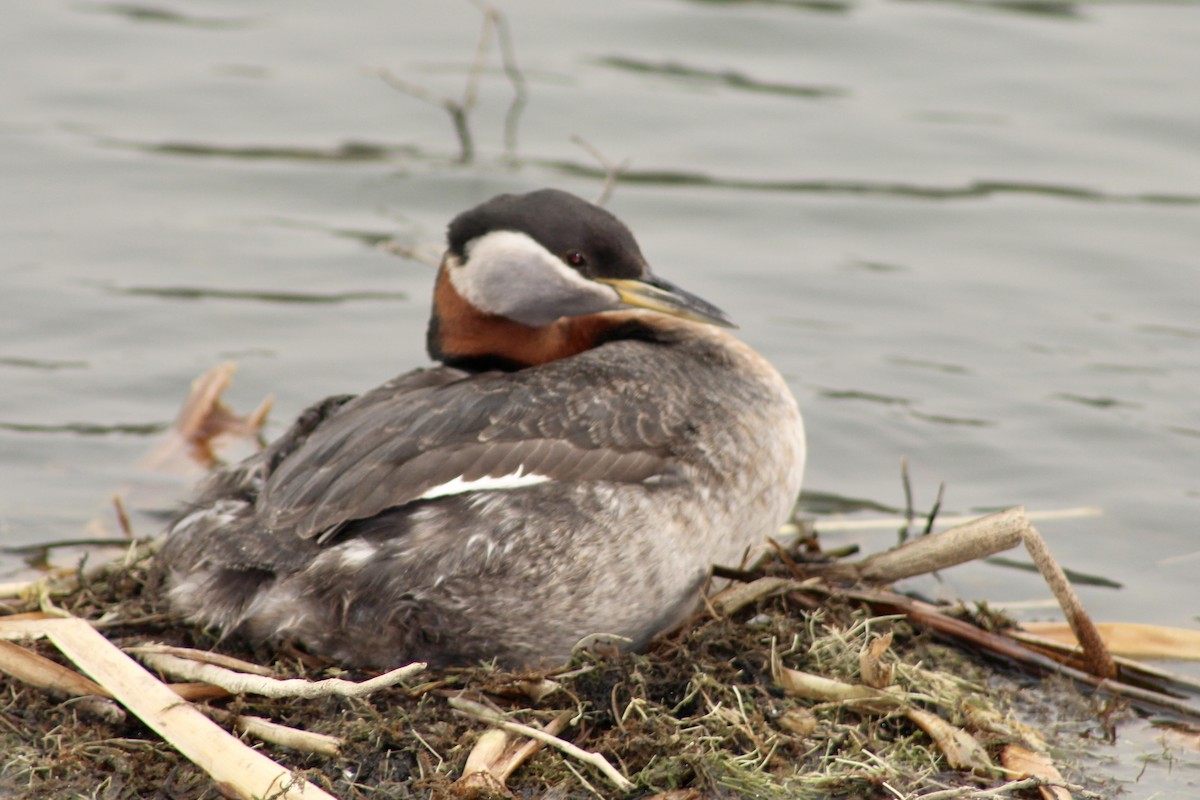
259,343,683,540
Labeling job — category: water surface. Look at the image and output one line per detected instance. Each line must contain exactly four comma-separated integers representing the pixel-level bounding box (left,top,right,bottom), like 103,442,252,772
2,0,1198,789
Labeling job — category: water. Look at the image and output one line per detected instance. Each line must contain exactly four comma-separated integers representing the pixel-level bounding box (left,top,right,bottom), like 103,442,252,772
2,0,1198,789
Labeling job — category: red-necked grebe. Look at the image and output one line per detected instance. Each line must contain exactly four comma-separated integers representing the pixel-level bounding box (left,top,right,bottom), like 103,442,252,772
159,188,806,668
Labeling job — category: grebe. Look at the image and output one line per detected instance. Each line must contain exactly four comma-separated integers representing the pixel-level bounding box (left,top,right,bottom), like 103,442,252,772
159,189,806,668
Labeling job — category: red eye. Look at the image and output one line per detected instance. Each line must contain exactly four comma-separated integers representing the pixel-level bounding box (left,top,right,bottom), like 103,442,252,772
565,252,586,268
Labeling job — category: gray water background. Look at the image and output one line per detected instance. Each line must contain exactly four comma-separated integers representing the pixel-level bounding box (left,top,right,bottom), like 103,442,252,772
2,0,1198,790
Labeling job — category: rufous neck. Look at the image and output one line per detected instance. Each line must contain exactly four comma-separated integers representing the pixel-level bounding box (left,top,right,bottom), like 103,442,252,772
426,267,623,370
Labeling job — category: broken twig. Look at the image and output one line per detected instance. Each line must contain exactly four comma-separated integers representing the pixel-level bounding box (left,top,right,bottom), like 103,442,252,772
449,696,635,792
135,651,425,698
813,507,1102,534
820,506,1031,584
455,709,572,794
1019,524,1116,679
209,708,342,758
126,643,274,676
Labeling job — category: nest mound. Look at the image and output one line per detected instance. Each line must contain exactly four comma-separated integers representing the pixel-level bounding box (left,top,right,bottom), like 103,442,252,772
0,534,1111,800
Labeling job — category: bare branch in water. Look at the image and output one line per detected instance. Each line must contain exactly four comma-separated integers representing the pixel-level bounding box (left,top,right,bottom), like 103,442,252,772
570,135,629,207
461,4,495,116
378,3,527,165
378,68,475,164
900,456,915,543
480,1,528,160
923,481,946,536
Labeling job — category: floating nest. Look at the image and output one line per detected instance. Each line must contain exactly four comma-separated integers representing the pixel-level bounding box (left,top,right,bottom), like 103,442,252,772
1,508,1152,800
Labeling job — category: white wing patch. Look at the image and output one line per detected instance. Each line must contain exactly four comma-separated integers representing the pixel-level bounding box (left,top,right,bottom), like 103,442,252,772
418,466,551,501
334,540,379,569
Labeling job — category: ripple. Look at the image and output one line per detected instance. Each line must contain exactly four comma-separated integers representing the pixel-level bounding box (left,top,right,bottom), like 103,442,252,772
107,138,411,163
0,421,166,436
847,260,907,273
101,285,407,305
889,356,970,375
250,217,404,250
1136,323,1200,340
909,410,993,427
81,3,254,29
985,556,1123,588
597,56,845,98
1055,393,1141,410
0,357,88,371
817,388,910,405
683,0,853,14
798,489,900,515
541,162,1200,205
1087,362,1167,376
906,0,1083,21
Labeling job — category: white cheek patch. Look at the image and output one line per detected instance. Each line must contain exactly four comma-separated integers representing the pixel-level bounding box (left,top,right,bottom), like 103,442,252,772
418,467,552,501
450,230,621,326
